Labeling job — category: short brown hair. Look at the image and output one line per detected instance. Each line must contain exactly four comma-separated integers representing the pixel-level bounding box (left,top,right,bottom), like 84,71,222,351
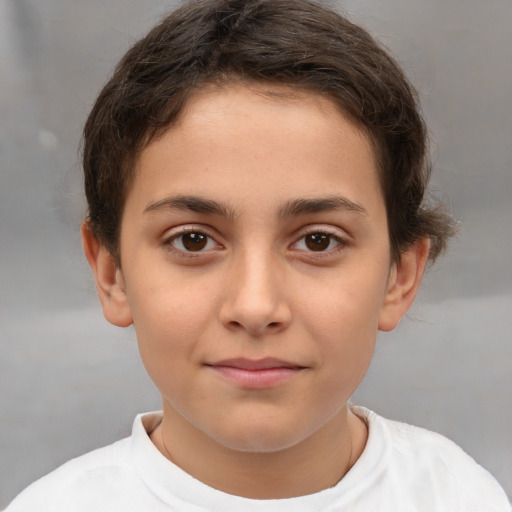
83,0,457,264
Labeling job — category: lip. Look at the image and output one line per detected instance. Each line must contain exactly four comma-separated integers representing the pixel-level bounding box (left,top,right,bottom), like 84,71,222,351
205,358,306,389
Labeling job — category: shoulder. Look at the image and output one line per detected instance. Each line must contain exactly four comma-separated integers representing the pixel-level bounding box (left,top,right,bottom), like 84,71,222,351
353,406,511,511
4,412,166,512
5,437,135,512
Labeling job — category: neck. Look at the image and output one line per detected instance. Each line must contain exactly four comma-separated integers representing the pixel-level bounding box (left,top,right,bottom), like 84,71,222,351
151,404,367,499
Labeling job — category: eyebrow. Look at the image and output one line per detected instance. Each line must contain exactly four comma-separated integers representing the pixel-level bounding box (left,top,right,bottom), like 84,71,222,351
144,195,236,219
143,194,367,219
278,195,367,218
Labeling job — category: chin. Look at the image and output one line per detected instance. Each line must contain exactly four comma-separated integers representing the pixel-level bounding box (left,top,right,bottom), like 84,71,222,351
209,421,310,454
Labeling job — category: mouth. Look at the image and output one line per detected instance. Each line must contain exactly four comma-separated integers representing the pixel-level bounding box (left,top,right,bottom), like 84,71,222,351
205,358,306,389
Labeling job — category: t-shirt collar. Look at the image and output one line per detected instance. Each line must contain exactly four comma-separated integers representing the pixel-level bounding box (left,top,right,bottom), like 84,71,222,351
129,406,387,512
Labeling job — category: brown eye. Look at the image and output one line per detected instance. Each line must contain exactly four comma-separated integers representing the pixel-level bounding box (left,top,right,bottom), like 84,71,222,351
304,233,332,251
181,232,207,251
291,229,345,255
170,231,216,252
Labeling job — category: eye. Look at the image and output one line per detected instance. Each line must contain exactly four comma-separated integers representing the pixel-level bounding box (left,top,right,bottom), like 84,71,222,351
168,231,219,253
293,231,344,252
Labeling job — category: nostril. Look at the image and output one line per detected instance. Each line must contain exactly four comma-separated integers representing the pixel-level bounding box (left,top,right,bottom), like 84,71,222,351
225,320,282,334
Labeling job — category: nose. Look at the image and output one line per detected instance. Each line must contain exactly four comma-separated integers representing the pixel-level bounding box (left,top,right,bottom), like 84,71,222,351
219,251,292,337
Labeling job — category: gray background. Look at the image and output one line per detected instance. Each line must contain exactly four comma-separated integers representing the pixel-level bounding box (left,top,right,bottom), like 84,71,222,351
1,0,511,507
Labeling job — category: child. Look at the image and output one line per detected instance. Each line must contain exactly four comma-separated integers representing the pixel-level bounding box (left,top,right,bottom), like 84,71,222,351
6,0,510,510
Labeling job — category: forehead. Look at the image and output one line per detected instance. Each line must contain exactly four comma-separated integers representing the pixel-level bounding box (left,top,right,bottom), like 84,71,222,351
174,82,372,158
127,82,383,220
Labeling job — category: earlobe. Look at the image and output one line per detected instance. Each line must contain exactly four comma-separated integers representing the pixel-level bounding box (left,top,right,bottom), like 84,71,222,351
378,238,430,332
81,221,133,328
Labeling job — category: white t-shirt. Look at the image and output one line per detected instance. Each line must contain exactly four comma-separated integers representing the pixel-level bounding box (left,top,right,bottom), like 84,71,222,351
5,407,510,512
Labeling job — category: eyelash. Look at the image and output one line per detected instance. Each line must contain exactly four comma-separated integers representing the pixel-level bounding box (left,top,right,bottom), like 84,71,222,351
163,227,222,257
162,227,349,258
291,230,347,255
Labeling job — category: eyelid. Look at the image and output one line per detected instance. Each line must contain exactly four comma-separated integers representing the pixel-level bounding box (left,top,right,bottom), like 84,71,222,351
289,225,351,253
162,225,224,255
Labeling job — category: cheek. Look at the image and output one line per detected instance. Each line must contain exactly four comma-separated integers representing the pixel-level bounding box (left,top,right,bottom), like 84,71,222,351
310,312,376,415
298,270,385,383
301,269,386,340
129,260,218,332
127,275,218,374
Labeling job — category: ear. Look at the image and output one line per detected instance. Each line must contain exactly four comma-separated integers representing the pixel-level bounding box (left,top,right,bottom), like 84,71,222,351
378,238,430,332
81,221,133,328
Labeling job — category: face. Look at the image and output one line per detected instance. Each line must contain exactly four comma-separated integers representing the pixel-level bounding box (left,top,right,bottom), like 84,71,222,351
93,83,419,454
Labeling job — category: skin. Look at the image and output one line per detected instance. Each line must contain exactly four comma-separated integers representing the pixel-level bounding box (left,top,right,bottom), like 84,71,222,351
83,82,429,499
